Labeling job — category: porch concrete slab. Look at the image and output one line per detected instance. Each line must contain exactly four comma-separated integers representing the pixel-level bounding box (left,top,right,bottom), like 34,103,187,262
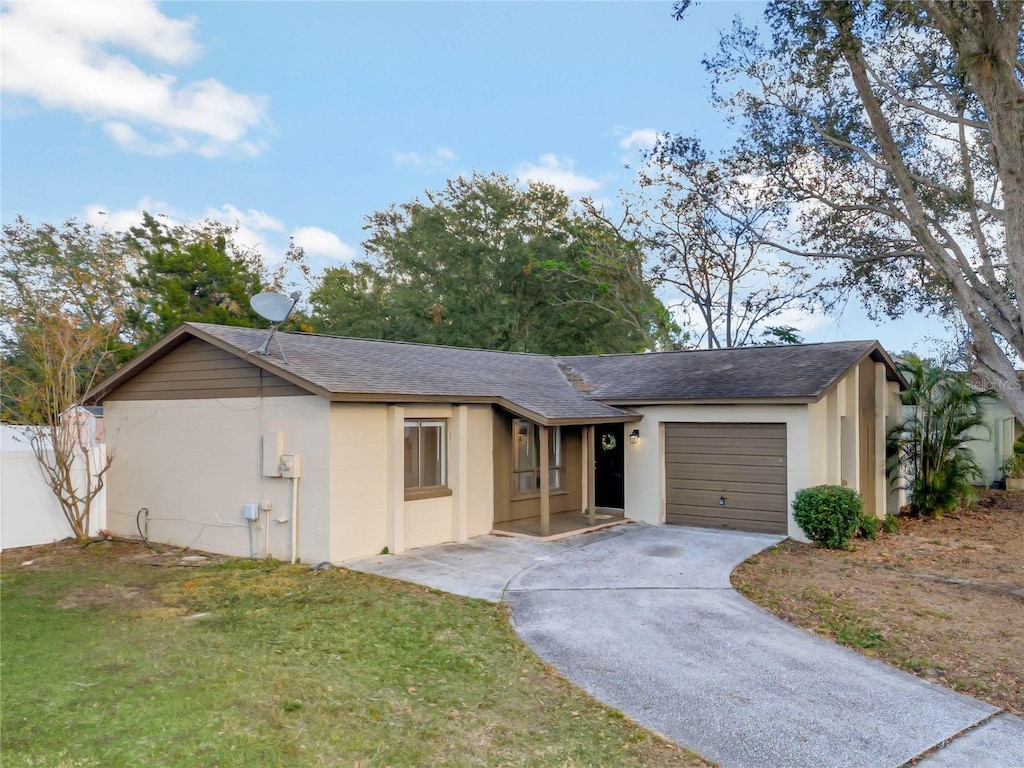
917,713,1024,767
344,526,628,601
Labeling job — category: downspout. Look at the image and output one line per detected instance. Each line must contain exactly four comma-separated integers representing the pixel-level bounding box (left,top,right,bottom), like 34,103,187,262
290,475,300,564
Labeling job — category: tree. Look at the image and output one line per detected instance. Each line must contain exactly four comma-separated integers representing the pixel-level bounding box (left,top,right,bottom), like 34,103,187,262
886,355,986,516
616,136,826,348
124,213,293,348
310,173,675,354
2,218,127,538
688,1,1024,418
1,217,134,422
3,313,116,540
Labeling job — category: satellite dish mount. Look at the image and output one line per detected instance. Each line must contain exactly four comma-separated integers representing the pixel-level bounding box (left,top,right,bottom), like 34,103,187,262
249,291,301,362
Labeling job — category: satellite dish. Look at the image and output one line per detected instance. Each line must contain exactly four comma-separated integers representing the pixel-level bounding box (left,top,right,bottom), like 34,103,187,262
249,291,301,361
251,291,297,323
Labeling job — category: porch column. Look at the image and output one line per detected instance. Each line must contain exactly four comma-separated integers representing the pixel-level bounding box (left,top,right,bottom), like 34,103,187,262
451,405,470,542
585,425,596,525
539,425,550,537
386,405,405,554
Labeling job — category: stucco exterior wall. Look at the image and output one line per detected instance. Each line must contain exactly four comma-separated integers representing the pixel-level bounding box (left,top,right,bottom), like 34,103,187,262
623,404,810,539
965,395,1020,486
327,402,496,561
807,364,895,518
462,405,495,538
328,403,389,561
104,396,331,562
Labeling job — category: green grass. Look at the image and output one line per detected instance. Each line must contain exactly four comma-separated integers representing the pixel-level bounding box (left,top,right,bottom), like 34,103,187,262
1,542,707,768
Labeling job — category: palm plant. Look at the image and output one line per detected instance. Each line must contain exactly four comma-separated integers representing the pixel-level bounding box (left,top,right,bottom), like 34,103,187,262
886,356,986,516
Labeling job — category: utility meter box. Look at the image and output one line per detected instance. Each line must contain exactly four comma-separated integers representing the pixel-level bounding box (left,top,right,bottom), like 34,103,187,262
280,454,301,478
263,432,284,477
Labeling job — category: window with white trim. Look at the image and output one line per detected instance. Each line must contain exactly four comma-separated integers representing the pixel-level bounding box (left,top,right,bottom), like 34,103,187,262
512,419,561,496
404,419,447,491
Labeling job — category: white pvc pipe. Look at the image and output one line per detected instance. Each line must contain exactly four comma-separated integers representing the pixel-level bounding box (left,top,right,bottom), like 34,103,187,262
290,476,299,564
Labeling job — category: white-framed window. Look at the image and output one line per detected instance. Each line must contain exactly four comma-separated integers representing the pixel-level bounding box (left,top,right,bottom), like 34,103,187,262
512,419,561,497
404,419,446,492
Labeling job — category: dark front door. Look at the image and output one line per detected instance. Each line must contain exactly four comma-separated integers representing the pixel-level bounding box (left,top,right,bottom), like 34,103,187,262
594,424,625,509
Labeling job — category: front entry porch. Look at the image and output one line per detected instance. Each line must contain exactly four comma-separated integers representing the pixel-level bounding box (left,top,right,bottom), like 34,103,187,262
491,417,633,540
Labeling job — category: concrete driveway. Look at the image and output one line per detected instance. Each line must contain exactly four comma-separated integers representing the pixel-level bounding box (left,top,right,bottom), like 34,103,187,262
348,524,1024,768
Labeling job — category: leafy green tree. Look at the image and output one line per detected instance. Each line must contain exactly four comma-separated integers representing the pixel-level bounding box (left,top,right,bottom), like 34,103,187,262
1,218,123,537
1,217,134,422
687,1,1024,419
310,173,674,354
886,355,986,516
124,213,302,348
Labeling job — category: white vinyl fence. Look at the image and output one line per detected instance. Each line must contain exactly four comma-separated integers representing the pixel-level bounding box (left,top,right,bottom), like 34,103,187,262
1,425,107,550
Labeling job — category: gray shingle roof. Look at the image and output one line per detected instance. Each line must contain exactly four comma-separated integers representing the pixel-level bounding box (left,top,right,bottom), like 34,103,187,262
190,323,631,423
92,323,899,421
557,341,895,402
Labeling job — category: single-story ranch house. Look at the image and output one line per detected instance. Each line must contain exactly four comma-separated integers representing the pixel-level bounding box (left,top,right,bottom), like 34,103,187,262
85,323,905,563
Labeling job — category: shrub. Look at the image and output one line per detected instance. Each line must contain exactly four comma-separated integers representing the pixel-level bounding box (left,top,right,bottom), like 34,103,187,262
857,513,879,540
886,355,985,516
792,485,863,549
1001,433,1024,478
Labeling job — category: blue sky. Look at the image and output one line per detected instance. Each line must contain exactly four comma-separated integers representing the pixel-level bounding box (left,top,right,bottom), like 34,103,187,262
1,0,949,354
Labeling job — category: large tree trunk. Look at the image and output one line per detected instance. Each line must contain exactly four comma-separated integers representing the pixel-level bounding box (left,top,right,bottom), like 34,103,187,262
829,1,1024,422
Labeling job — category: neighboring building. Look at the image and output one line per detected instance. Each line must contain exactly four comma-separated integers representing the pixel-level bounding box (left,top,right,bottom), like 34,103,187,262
84,323,905,563
965,391,1021,486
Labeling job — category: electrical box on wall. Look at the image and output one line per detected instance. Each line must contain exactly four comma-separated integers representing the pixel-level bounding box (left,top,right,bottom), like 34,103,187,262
242,502,260,521
263,432,284,477
280,454,301,478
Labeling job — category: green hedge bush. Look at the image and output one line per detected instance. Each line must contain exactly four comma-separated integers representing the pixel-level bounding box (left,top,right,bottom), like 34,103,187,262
856,513,879,540
792,485,863,549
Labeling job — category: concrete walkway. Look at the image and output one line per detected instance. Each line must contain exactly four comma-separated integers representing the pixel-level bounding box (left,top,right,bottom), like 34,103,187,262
347,524,1024,768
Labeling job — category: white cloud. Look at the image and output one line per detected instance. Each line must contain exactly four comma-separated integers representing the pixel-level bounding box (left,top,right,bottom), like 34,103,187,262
1,1,268,157
392,146,457,170
205,204,285,234
83,200,356,268
516,154,601,196
83,197,181,231
619,128,659,150
290,226,355,261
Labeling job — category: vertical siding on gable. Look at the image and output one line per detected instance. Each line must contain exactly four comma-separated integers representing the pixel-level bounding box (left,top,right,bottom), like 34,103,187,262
106,338,308,400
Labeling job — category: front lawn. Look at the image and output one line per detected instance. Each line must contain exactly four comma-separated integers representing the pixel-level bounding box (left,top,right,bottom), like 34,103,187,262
1,540,707,768
734,491,1023,715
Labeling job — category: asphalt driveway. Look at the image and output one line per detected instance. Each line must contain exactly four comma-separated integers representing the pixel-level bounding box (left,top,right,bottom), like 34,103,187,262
349,524,1024,768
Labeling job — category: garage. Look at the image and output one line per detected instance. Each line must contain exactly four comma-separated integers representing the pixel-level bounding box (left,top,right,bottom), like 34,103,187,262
664,422,788,534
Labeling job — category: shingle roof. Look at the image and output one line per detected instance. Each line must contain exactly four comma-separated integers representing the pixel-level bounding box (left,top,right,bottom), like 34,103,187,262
189,323,631,423
90,323,901,422
557,341,897,402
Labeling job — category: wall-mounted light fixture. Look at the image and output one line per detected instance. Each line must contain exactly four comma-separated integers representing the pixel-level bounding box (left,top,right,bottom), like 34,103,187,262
629,429,640,445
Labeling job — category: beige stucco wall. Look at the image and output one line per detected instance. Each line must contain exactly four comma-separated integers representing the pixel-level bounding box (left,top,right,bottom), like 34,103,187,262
104,396,331,562
623,404,810,540
107,397,496,564
806,362,900,517
327,403,389,561
327,402,495,561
